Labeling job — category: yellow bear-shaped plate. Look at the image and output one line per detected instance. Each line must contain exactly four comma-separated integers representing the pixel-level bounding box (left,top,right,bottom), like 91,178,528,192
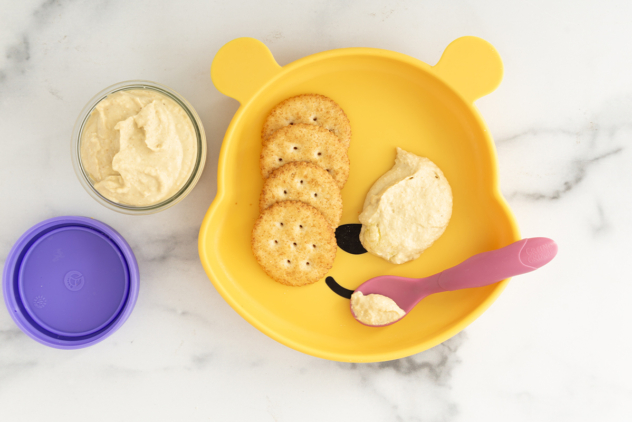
199,37,519,362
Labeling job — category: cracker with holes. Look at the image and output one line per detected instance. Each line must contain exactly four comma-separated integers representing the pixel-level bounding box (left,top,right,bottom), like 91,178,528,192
260,162,342,228
251,201,337,286
262,94,351,149
260,124,349,189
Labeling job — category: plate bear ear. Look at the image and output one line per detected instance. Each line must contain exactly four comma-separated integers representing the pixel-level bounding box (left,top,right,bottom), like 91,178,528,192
432,36,503,103
335,224,367,255
211,37,282,104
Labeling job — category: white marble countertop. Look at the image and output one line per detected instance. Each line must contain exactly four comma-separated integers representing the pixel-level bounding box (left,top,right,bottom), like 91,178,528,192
1,1,631,421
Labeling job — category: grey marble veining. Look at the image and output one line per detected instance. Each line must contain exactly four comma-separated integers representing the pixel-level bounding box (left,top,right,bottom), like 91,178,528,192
336,334,465,421
1,0,631,421
497,96,631,204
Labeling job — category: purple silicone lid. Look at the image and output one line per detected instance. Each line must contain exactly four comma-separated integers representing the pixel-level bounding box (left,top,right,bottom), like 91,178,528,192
2,216,139,349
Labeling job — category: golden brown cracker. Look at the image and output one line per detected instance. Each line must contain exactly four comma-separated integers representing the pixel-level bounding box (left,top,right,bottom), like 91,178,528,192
251,201,337,286
260,162,342,228
262,94,351,149
260,124,349,189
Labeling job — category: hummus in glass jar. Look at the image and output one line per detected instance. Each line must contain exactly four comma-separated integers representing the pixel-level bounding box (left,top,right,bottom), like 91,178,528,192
80,89,197,207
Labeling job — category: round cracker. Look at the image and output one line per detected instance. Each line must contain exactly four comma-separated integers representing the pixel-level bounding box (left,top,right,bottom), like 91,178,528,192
262,94,351,149
252,201,337,286
260,124,349,189
260,162,342,228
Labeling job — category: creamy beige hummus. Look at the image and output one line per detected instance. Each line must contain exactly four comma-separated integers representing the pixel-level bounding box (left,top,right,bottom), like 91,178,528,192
351,291,405,325
80,89,196,206
359,148,452,264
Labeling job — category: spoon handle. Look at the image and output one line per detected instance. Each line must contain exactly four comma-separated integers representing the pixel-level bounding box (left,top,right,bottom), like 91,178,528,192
436,238,557,291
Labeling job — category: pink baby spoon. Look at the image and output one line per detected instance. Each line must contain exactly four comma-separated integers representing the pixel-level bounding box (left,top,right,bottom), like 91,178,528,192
351,237,558,327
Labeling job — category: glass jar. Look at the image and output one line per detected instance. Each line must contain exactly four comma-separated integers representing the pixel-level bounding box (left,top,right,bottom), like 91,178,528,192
71,80,206,214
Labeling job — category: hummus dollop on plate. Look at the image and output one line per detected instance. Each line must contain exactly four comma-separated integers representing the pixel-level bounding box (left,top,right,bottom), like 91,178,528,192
359,148,452,264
